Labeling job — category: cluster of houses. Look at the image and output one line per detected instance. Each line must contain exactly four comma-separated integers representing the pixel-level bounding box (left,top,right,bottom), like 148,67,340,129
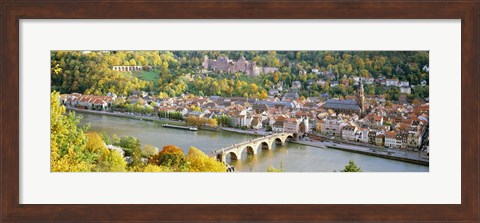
57,70,428,151
59,93,116,110
156,95,311,135
58,91,312,135
202,55,278,76
310,65,429,95
319,103,429,150
58,88,428,152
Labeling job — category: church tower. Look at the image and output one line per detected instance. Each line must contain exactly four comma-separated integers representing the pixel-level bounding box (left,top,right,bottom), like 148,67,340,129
357,82,365,117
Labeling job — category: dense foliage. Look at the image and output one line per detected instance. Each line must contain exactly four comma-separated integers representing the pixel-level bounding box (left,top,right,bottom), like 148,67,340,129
51,51,429,100
51,91,127,172
50,91,226,172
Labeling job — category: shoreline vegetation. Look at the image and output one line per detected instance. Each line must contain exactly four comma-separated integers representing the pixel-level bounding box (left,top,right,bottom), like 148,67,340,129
69,107,428,166
54,92,227,172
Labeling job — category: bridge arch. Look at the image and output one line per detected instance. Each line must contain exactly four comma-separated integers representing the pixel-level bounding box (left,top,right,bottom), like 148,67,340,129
286,135,295,141
274,137,284,145
226,151,240,160
240,145,257,156
259,141,270,150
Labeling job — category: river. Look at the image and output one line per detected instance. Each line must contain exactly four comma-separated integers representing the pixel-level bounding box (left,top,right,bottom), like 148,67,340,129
79,113,428,172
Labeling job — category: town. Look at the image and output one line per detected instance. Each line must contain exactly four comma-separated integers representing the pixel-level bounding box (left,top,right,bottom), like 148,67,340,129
59,66,429,159
52,51,430,172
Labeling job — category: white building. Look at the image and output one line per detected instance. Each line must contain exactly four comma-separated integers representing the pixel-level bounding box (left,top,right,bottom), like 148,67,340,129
400,81,410,87
272,120,284,132
400,87,412,94
384,131,403,148
422,65,429,73
407,132,422,149
360,129,370,143
365,77,375,84
386,79,399,87
291,81,302,90
107,145,125,157
283,118,300,133
384,131,397,148
320,118,346,136
341,125,357,141
330,81,339,87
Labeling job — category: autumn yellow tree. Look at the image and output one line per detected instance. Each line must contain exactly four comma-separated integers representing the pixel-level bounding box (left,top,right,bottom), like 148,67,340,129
143,164,173,172
189,105,201,112
412,98,421,105
185,116,200,127
95,147,127,172
316,122,322,132
51,92,127,172
186,147,226,172
199,117,208,126
207,118,218,128
158,92,169,99
51,91,94,172
86,132,127,172
259,91,268,100
85,132,106,152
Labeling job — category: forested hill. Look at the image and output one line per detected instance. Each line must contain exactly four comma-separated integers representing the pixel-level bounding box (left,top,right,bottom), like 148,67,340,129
51,51,429,100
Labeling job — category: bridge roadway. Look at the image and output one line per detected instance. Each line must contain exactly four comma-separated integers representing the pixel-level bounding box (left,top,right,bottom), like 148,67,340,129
211,132,295,162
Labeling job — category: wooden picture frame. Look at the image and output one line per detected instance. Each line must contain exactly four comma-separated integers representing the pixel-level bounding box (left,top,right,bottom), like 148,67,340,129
1,1,478,222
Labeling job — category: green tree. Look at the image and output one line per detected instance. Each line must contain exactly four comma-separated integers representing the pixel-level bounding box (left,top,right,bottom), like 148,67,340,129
340,160,362,172
267,162,284,172
142,145,159,158
130,146,144,171
265,125,273,132
116,136,140,156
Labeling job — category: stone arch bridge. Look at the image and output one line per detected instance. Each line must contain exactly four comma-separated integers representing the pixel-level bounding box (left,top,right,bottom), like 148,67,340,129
112,66,156,72
211,133,295,163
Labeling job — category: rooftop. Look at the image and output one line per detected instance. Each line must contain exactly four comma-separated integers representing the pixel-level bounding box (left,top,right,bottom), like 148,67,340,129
323,99,361,111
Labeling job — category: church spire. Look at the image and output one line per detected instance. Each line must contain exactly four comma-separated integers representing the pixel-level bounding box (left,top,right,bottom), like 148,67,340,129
357,81,365,117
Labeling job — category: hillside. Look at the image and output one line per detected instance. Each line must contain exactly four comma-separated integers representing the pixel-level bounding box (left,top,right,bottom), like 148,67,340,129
51,50,429,100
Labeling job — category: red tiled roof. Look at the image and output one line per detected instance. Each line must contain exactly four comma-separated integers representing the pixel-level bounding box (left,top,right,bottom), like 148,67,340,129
385,131,396,138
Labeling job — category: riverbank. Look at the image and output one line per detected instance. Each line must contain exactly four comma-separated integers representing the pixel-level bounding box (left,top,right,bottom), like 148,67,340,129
68,107,222,132
221,128,428,166
292,139,428,166
71,108,428,167
67,107,185,124
221,127,267,137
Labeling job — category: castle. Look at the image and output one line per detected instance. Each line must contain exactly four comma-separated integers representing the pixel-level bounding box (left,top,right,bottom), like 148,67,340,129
202,56,278,76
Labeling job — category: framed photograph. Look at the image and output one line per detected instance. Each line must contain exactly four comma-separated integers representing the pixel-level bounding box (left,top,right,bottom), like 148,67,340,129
1,1,478,222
